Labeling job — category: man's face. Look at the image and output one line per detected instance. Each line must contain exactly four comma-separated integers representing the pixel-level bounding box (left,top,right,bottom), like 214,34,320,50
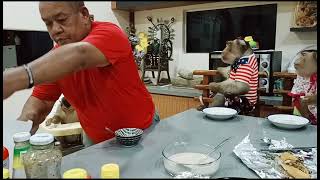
39,2,90,46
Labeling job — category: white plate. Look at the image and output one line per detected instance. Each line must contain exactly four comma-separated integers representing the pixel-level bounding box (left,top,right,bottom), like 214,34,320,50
203,107,238,120
267,114,310,129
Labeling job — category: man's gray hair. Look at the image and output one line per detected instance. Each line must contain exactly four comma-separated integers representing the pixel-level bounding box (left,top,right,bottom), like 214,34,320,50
39,1,85,11
67,1,85,11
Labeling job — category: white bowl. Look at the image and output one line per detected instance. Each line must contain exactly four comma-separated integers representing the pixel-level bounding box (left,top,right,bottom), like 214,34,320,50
203,107,237,120
267,114,310,129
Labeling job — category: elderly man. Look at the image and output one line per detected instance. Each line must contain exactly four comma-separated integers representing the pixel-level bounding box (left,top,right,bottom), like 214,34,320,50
3,1,157,145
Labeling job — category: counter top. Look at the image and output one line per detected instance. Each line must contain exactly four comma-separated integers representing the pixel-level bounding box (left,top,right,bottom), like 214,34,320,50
147,85,283,105
61,109,316,178
147,85,202,98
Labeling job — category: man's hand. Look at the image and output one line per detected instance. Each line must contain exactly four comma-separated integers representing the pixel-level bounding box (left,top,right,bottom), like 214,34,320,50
17,96,55,135
17,108,49,135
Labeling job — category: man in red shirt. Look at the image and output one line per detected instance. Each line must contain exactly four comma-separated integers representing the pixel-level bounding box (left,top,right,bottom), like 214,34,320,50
3,1,156,144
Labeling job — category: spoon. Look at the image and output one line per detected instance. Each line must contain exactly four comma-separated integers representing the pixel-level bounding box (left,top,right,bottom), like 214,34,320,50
105,127,115,135
197,136,233,164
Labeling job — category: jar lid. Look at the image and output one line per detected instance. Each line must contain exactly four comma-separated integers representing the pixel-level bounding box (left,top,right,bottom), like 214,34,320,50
101,163,119,178
3,168,9,179
30,133,54,145
63,168,88,179
3,146,9,159
13,132,31,142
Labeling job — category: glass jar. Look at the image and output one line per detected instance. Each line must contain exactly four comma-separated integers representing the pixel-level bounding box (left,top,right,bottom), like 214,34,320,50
23,133,62,178
12,132,31,178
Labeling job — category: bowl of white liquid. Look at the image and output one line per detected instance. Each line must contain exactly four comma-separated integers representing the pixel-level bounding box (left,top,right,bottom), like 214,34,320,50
162,142,221,177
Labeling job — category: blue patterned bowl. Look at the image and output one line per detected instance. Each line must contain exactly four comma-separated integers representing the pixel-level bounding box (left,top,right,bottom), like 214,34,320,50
115,128,143,146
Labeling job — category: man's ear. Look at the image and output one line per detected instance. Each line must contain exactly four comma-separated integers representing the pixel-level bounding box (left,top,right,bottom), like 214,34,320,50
89,14,94,21
80,6,90,19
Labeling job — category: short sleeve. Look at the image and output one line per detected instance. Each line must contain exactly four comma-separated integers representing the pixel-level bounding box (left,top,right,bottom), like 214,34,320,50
31,83,61,102
81,22,132,65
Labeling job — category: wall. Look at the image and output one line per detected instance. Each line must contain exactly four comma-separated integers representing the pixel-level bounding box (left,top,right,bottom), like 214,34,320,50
134,1,317,78
4,1,317,77
3,1,129,31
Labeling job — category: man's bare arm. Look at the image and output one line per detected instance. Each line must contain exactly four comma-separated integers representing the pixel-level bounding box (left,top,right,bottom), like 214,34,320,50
3,42,108,99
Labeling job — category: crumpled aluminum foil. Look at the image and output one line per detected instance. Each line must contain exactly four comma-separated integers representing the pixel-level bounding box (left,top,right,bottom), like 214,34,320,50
262,137,294,150
174,172,210,179
233,134,317,178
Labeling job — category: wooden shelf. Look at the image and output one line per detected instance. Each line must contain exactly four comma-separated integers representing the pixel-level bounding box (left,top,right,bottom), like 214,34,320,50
290,26,317,32
274,105,294,111
273,89,290,95
273,72,297,79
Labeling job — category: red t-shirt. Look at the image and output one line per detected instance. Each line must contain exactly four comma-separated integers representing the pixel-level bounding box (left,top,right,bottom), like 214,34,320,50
32,22,155,144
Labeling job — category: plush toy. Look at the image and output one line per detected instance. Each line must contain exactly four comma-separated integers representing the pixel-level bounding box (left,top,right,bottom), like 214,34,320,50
46,97,79,126
289,50,317,125
46,97,81,147
198,37,259,115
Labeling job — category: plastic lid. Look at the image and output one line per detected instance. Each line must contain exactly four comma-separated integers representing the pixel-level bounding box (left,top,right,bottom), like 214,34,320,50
3,168,10,179
13,132,31,142
3,146,9,159
30,133,54,145
244,36,253,42
63,168,88,179
101,163,119,178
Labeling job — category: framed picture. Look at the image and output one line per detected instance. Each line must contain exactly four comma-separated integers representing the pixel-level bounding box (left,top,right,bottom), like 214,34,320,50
293,1,317,27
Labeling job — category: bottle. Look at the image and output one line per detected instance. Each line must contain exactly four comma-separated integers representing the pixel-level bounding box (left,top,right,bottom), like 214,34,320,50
12,132,31,178
3,168,10,179
63,168,90,179
100,163,120,179
3,146,9,169
23,133,62,178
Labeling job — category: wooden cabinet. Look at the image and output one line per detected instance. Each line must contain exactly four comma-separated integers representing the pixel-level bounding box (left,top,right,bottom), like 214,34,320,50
151,94,199,119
